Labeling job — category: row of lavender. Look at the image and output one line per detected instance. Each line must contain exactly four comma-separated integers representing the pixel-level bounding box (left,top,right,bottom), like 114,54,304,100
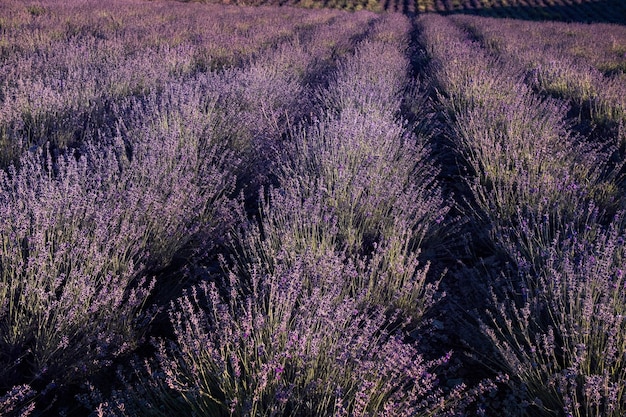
4,1,626,415
0,2,498,415
451,15,626,153
89,13,497,417
0,2,383,414
0,0,351,166
419,13,626,417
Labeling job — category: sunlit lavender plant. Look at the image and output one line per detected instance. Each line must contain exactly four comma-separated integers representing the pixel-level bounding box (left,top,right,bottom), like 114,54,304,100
453,15,626,140
280,109,445,255
0,145,155,407
419,14,617,268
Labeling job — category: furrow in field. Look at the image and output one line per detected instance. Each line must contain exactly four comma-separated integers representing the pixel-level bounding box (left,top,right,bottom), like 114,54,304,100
105,12,491,417
122,5,383,340
0,5,382,415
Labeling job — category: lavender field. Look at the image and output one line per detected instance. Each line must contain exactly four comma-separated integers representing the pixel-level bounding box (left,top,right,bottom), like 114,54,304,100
1,0,626,416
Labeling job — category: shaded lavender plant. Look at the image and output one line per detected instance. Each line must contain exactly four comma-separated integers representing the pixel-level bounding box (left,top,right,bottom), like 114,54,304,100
482,213,626,417
228,183,439,321
0,77,236,412
163,251,450,416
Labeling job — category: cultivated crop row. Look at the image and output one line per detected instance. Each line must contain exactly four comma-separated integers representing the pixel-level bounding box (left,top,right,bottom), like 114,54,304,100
419,13,626,417
1,3,489,415
0,0,360,166
451,15,626,153
2,0,626,416
0,2,384,414
111,15,483,416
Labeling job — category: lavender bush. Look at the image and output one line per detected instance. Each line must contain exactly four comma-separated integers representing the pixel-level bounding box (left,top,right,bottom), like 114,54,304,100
154,251,461,417
452,15,626,149
0,75,236,413
280,108,445,255
97,202,482,416
482,214,626,417
419,14,617,268
0,144,155,412
276,18,448,311
420,13,626,416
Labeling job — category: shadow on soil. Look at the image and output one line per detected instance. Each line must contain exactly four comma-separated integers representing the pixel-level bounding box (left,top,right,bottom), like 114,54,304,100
434,0,626,24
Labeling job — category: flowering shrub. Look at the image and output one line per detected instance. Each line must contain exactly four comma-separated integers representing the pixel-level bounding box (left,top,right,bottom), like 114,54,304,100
483,215,626,416
155,251,458,417
96,186,481,415
419,12,626,417
0,76,236,412
452,15,626,151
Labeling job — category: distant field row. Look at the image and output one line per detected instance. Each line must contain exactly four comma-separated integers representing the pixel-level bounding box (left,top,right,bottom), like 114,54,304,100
187,0,626,21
